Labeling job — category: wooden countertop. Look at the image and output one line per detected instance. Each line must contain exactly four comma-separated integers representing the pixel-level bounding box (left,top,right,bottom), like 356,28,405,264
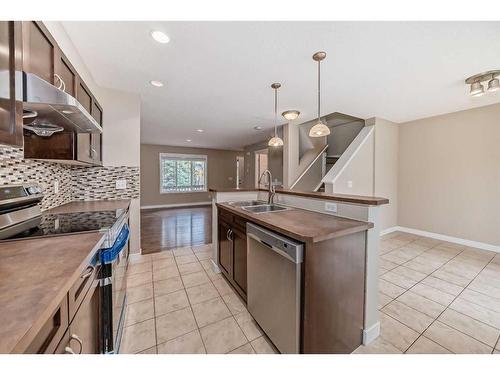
47,199,131,214
216,202,373,243
0,232,105,353
209,188,389,206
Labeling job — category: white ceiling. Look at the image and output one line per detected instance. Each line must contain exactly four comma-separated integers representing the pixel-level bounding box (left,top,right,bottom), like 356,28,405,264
61,21,500,150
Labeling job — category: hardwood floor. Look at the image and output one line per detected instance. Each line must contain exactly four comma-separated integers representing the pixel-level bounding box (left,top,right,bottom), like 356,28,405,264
141,205,212,254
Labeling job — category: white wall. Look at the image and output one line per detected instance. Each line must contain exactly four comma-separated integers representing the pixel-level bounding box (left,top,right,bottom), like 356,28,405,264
44,22,142,253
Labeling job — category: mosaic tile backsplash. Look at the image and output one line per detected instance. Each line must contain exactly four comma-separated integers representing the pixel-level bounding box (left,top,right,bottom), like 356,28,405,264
0,145,140,211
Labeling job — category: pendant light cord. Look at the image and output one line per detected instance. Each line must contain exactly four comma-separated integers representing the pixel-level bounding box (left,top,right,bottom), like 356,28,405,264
317,59,321,122
274,86,278,137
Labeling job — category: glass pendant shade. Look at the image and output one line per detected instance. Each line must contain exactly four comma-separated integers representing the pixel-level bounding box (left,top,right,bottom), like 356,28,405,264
268,136,284,147
268,82,284,147
309,121,331,137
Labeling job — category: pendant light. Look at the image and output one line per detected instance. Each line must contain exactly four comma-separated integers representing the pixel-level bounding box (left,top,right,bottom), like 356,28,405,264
268,82,284,147
309,51,330,137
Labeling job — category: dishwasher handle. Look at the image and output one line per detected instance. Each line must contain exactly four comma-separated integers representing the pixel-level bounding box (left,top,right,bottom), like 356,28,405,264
247,223,303,264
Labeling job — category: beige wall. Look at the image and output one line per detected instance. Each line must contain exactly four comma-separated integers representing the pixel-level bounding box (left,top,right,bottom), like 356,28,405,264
141,144,243,207
398,103,500,246
374,118,399,231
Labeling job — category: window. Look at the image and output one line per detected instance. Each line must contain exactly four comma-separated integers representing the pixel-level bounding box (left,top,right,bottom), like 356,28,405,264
159,153,207,193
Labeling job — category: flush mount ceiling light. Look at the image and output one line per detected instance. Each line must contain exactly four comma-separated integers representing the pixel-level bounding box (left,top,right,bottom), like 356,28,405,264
253,126,263,130
151,31,170,44
268,83,284,147
282,110,300,121
186,139,192,142
196,129,204,133
309,51,331,137
465,70,500,97
150,80,164,87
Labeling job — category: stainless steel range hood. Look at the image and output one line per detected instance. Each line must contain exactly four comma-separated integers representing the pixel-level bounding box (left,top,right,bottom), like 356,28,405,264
22,72,103,134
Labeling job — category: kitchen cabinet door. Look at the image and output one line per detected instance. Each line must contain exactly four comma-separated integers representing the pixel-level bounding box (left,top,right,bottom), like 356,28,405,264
54,49,77,97
21,21,56,85
218,220,233,278
77,81,92,115
232,227,247,297
68,279,100,354
90,133,102,165
0,21,23,147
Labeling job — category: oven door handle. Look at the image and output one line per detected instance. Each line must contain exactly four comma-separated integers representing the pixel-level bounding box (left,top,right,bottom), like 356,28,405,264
80,265,95,279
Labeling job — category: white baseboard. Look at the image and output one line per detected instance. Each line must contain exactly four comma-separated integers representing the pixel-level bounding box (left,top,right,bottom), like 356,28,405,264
362,321,380,345
382,226,500,253
210,259,221,274
141,201,212,210
380,226,399,236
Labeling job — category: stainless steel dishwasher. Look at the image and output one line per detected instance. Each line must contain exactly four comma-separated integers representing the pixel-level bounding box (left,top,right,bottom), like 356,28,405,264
246,223,304,354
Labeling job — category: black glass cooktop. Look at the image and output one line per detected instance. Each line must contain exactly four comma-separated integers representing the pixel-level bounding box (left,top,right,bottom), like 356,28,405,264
7,210,123,240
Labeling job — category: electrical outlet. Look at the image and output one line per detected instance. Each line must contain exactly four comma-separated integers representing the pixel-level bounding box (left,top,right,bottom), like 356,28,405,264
54,180,59,194
325,202,337,213
115,179,127,190
347,180,353,188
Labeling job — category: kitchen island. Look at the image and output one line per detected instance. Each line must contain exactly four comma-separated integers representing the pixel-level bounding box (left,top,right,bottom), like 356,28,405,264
209,188,388,353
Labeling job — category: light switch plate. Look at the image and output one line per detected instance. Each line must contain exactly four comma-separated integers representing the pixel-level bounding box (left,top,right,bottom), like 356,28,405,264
54,180,59,194
347,180,353,188
115,179,127,190
325,202,337,213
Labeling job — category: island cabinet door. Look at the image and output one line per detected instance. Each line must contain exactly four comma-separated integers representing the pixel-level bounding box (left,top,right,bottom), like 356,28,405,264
67,278,101,354
232,227,247,297
218,220,233,278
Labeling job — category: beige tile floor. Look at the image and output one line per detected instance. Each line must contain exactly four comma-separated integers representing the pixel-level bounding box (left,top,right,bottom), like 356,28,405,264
120,243,279,354
354,231,500,354
122,233,500,354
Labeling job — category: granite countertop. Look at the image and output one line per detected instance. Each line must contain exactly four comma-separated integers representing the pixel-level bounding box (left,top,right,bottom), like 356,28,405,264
217,202,373,243
0,232,105,353
209,188,389,206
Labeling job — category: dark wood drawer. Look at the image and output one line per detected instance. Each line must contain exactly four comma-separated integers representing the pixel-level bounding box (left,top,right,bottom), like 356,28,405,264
218,208,233,224
68,262,99,321
233,215,247,232
24,296,69,354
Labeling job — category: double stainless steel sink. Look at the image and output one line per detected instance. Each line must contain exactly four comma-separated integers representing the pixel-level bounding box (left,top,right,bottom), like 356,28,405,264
228,200,290,214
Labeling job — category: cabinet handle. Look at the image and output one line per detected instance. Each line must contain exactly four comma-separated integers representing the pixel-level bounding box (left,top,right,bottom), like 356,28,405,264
70,334,83,354
226,229,233,241
64,346,75,354
54,74,66,92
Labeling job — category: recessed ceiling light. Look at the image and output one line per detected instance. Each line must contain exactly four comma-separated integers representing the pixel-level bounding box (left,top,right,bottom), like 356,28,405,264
196,129,204,133
253,126,263,130
150,80,164,87
186,139,192,142
151,31,170,44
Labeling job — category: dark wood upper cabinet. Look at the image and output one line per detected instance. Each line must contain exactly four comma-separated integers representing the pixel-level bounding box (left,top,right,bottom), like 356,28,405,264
0,21,23,147
77,81,92,115
21,21,56,85
54,51,77,97
91,101,103,125
17,21,104,165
